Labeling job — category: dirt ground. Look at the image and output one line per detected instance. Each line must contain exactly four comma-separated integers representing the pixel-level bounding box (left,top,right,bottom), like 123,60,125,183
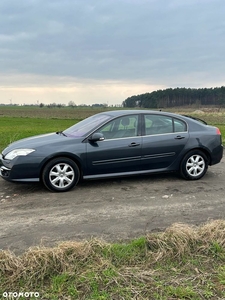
0,157,225,254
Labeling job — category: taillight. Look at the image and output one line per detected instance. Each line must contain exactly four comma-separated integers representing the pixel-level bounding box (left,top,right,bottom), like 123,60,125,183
216,127,221,135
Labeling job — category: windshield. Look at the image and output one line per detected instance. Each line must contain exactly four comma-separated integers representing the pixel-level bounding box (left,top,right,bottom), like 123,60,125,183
64,114,111,137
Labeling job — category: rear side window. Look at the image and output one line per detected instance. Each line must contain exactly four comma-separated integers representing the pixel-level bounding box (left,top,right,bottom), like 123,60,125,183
174,118,187,132
144,114,187,135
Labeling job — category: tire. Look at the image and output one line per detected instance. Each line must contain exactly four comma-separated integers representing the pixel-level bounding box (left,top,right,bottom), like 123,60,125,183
180,150,208,180
42,157,80,192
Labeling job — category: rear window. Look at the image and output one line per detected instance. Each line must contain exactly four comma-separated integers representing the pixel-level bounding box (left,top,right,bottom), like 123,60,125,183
182,115,207,125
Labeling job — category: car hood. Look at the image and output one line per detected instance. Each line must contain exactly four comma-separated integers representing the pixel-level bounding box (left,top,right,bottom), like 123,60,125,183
2,133,82,155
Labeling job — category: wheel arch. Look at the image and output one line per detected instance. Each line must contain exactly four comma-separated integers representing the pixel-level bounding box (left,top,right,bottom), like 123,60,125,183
39,153,83,182
179,147,210,180
182,147,212,165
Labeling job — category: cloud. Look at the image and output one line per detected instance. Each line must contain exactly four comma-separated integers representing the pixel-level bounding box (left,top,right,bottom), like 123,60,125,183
0,0,225,104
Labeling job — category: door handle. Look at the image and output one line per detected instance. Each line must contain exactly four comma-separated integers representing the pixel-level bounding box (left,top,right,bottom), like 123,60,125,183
174,135,185,140
129,142,140,147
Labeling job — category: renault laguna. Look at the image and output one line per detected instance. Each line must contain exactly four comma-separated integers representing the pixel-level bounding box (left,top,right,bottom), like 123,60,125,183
0,110,223,192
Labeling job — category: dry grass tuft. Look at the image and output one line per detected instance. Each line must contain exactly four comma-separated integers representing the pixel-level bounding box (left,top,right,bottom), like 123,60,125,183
146,219,225,261
198,219,225,243
0,239,108,288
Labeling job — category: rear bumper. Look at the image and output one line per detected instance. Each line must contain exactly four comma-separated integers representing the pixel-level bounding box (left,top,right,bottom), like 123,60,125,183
210,145,224,165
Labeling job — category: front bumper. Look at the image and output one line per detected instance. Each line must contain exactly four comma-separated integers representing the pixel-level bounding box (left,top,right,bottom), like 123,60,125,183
0,154,11,181
0,153,40,182
0,165,11,177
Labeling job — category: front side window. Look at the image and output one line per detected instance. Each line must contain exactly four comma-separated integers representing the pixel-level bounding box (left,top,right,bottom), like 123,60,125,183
144,114,187,135
99,115,139,139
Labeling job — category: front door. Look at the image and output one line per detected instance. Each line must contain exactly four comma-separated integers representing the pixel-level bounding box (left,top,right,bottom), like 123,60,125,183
85,114,142,176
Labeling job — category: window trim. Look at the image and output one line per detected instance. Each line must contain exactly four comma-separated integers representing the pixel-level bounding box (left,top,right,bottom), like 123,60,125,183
142,114,188,136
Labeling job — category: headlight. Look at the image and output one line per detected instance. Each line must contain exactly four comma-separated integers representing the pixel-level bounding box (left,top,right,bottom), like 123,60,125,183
5,149,35,160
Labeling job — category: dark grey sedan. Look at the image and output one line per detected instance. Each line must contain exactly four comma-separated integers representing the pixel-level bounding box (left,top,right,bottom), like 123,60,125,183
0,110,223,192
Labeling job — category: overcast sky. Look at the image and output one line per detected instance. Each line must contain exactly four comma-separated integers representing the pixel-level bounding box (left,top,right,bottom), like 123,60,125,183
0,0,225,106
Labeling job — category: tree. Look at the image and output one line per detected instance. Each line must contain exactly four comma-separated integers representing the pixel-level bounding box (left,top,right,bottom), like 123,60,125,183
68,101,76,107
122,87,225,108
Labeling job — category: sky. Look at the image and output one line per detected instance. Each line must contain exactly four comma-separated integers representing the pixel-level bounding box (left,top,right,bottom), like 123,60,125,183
0,0,225,106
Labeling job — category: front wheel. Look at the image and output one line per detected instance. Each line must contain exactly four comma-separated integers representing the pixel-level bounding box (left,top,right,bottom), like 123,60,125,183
42,157,80,192
180,150,208,180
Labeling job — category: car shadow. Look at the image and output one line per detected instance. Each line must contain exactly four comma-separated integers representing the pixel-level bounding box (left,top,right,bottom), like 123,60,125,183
0,172,180,195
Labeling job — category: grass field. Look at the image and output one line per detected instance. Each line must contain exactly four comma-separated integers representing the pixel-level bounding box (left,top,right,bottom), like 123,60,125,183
0,106,225,299
0,106,115,151
0,106,224,151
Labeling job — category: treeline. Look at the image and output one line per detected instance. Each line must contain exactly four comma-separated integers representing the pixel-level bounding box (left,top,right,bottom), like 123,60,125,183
122,87,225,108
0,102,116,108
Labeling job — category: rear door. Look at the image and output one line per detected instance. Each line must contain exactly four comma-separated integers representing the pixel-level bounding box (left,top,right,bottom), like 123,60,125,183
141,114,189,170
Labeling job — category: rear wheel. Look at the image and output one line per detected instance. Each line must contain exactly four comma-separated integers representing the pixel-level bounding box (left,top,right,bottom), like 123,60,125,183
180,150,208,180
42,157,80,192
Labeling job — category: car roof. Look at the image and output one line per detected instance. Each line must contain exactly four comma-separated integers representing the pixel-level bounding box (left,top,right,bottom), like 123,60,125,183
98,110,207,127
99,109,184,118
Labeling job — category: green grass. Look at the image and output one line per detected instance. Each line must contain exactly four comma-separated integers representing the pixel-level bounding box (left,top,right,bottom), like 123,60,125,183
0,117,77,151
0,220,225,299
0,106,116,151
0,107,225,151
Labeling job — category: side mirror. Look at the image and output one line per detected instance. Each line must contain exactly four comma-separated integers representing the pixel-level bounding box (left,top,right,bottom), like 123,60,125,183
89,132,105,142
